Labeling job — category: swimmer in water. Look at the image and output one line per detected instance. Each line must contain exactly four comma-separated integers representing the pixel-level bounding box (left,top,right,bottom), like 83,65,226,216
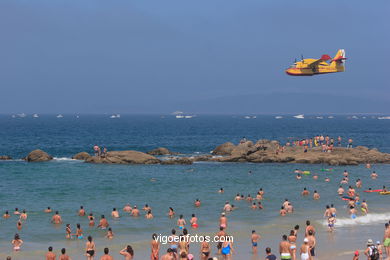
177,215,186,230
74,223,83,239
251,230,261,254
145,210,153,219
313,174,318,180
313,190,320,200
11,233,23,251
287,203,294,213
3,211,10,219
325,177,330,182
371,171,378,179
361,200,369,214
44,207,52,213
106,228,114,239
219,188,224,193
143,204,151,212
258,202,263,209
111,208,120,218
14,208,20,215
78,206,85,216
246,194,253,202
52,211,62,224
223,201,232,212
88,213,95,226
168,207,175,218
131,206,140,217
251,203,257,209
280,207,287,216
65,224,72,239
123,203,132,213
337,186,345,196
190,214,198,228
219,212,227,229
17,220,22,230
235,193,241,200
301,188,310,196
296,174,302,180
98,215,109,229
356,179,362,188
194,199,201,207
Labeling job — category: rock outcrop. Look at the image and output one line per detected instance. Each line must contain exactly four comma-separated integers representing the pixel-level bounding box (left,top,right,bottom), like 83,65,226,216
85,150,160,164
208,140,390,165
161,157,193,165
0,155,12,160
72,152,91,160
212,142,235,155
25,150,53,162
147,147,177,156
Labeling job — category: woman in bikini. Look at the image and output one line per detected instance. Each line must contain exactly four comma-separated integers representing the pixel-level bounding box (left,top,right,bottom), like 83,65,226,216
200,238,210,260
288,230,297,260
85,236,95,260
11,233,23,251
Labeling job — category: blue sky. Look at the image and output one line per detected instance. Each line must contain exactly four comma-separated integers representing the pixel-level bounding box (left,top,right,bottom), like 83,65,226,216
0,0,389,114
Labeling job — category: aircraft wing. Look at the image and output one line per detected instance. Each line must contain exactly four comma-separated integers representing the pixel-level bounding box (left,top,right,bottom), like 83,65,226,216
307,54,332,68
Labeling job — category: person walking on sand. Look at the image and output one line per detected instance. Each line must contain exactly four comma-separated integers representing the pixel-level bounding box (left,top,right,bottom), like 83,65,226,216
251,230,261,254
86,236,95,260
151,233,160,260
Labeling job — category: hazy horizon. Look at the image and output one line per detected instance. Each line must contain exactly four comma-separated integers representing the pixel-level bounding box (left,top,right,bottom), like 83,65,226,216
1,0,389,114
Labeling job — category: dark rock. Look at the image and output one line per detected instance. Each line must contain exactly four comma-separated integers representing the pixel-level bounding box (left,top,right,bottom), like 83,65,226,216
147,147,177,156
72,152,91,160
25,150,53,162
85,151,160,164
0,155,12,160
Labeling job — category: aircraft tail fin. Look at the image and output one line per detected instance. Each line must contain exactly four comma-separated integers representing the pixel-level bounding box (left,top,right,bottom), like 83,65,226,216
331,49,346,71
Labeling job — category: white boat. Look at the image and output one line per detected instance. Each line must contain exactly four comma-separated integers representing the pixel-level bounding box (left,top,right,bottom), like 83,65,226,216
184,115,193,119
110,114,119,119
293,114,304,119
244,116,251,119
378,116,390,120
316,116,323,119
328,116,334,119
56,114,63,118
17,113,27,118
33,114,39,118
351,115,359,119
176,115,185,119
252,116,257,119
275,116,283,119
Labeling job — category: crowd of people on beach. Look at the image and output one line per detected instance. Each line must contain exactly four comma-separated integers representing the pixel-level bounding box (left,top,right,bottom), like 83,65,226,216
3,141,390,260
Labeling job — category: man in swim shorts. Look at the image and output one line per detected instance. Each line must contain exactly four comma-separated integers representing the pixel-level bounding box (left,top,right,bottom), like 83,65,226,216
251,230,261,254
279,235,292,259
306,230,316,259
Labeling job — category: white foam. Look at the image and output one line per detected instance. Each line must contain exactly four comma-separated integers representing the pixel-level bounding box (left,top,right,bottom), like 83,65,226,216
52,157,77,161
321,212,390,227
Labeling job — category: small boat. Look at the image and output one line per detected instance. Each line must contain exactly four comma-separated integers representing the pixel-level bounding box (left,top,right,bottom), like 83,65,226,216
110,114,120,119
316,116,324,119
275,116,283,119
17,113,27,118
378,116,390,120
244,116,251,119
184,115,193,119
252,116,257,119
351,115,359,119
56,114,63,118
176,115,185,119
328,116,334,119
293,114,304,119
33,114,39,118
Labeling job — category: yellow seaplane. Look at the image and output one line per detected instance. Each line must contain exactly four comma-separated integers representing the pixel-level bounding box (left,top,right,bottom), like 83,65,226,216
285,49,346,76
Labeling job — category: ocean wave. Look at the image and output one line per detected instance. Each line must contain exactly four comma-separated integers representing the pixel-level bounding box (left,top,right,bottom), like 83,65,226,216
320,212,390,227
52,157,78,161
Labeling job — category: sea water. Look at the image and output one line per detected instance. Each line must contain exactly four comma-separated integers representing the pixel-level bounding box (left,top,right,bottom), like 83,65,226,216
0,115,389,259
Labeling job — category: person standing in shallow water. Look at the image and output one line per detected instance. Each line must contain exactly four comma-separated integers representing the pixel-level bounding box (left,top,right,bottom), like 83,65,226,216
86,235,95,260
46,246,56,260
151,233,160,260
119,245,134,260
251,230,261,254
